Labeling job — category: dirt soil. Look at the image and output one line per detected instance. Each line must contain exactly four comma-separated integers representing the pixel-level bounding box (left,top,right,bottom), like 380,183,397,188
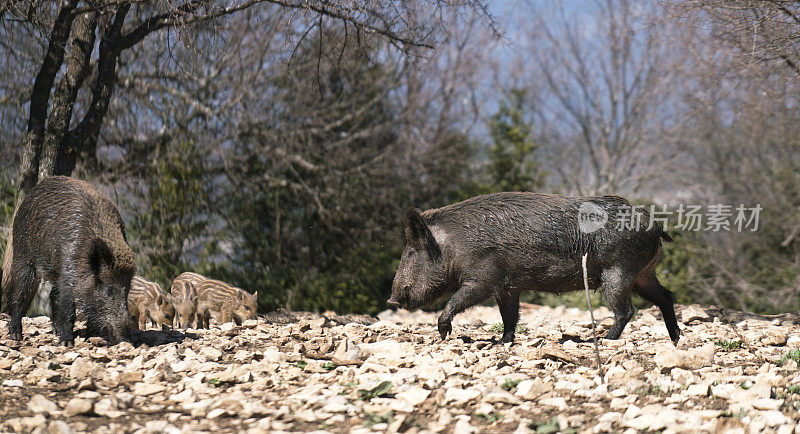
1,303,799,433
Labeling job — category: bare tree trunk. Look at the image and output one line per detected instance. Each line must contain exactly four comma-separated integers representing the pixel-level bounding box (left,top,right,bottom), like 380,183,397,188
17,0,79,198
42,10,98,178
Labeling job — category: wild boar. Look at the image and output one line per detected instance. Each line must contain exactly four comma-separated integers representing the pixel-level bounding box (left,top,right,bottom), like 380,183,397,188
169,272,208,329
2,176,137,345
388,192,680,345
195,279,257,328
170,279,198,329
128,275,174,330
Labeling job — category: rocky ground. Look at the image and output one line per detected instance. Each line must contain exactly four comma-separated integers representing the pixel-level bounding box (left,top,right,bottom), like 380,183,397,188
1,303,799,433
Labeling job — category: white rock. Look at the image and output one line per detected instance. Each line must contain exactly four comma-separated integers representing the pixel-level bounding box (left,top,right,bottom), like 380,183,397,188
681,305,711,323
453,416,476,434
515,379,549,399
133,382,166,396
200,347,223,361
609,398,628,410
322,395,348,413
762,330,787,346
711,383,735,399
64,398,93,417
2,379,23,387
443,387,480,405
46,420,73,434
539,397,568,410
333,338,364,361
483,389,521,405
28,394,59,414
69,357,99,379
396,386,430,408
93,398,124,418
626,414,665,431
623,404,642,420
358,340,411,359
671,368,696,386
207,408,230,419
753,398,784,410
685,383,710,396
763,410,788,427
654,344,714,370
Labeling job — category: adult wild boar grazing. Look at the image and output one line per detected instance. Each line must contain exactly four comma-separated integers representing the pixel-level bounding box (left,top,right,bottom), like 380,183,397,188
170,272,208,329
128,275,174,330
195,279,257,328
2,176,137,345
388,192,680,345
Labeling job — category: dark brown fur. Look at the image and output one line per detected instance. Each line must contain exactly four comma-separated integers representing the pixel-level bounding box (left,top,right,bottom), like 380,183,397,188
128,275,174,330
2,176,136,345
388,192,680,345
195,279,257,328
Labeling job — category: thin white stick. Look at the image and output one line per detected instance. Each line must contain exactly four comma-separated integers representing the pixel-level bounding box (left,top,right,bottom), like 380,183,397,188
582,253,604,382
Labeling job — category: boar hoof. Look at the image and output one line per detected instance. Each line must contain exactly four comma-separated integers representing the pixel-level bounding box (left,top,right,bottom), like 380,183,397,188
8,331,22,341
60,339,75,347
437,320,452,340
499,333,515,344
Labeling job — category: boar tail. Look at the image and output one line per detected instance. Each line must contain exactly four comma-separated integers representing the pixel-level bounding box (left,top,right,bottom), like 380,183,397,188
660,232,673,243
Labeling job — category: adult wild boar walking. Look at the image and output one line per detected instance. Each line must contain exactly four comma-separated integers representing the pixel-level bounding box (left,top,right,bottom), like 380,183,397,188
388,192,680,345
2,176,137,345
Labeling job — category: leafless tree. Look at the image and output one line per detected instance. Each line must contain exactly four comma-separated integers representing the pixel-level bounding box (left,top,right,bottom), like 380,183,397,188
512,0,690,196
672,0,800,74
0,0,496,204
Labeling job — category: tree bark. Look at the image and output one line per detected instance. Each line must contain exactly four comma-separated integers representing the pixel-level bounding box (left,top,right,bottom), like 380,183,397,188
40,10,98,178
17,0,79,197
60,4,129,175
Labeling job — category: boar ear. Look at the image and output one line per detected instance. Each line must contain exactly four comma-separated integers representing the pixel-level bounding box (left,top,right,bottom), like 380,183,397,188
404,207,441,259
89,238,114,277
156,294,164,305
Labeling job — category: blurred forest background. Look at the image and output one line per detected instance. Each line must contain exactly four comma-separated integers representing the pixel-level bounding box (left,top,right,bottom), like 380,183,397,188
1,0,799,316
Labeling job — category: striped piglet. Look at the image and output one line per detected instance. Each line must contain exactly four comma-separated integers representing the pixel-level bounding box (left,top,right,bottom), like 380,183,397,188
195,279,258,328
128,275,174,330
170,272,209,329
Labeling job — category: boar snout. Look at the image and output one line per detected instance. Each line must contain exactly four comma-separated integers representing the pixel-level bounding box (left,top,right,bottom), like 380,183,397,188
386,296,401,308
106,315,137,345
387,288,409,308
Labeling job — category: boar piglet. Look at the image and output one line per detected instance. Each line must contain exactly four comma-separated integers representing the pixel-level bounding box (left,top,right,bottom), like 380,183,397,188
128,275,174,330
388,192,680,345
2,176,137,345
195,279,257,328
170,278,199,329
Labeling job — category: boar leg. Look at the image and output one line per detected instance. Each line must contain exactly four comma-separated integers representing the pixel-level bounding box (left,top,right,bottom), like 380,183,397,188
495,290,520,343
198,309,210,329
635,275,681,345
219,309,232,325
6,262,38,340
50,275,77,345
438,282,492,340
137,311,148,331
600,267,634,341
